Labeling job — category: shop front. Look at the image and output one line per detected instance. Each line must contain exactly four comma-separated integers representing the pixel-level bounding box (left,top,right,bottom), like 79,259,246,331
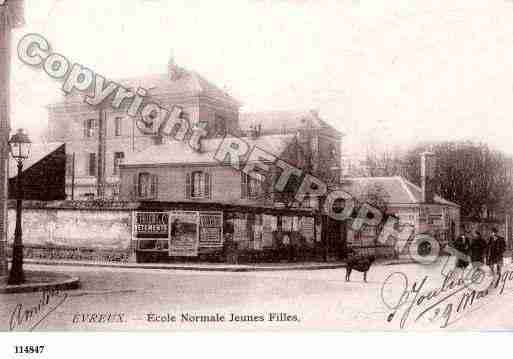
132,201,344,263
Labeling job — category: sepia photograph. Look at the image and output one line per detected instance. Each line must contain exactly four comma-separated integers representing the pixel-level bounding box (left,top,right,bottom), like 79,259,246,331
2,1,513,352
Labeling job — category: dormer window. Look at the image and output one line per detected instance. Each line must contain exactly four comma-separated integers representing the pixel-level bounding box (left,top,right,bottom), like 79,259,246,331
213,115,226,137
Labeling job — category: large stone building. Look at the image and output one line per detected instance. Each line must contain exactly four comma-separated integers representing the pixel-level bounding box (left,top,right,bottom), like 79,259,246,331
46,58,343,200
240,110,343,184
46,59,241,199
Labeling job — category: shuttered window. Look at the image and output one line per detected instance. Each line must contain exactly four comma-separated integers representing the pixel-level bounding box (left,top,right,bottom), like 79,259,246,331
185,173,191,199
114,117,122,136
192,171,204,198
186,171,212,199
241,173,261,199
113,152,124,175
249,176,261,198
241,172,248,198
84,119,96,138
204,172,211,199
137,172,158,199
132,173,138,199
151,175,158,198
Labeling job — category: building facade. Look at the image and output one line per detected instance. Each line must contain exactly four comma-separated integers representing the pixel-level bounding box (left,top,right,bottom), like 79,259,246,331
42,56,346,263
341,154,461,256
46,59,241,199
240,110,343,184
46,58,343,200
119,134,305,204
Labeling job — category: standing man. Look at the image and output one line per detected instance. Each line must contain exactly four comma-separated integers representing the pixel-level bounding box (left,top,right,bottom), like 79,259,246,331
487,228,506,277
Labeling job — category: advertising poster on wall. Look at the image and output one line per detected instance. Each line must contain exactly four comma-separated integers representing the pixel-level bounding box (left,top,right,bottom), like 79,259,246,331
282,216,293,231
253,214,263,250
133,211,169,239
199,211,223,248
233,214,248,243
169,211,199,257
301,217,315,243
262,214,276,247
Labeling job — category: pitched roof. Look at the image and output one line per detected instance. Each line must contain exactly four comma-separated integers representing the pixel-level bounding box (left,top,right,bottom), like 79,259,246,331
239,110,343,137
122,134,294,167
53,70,239,106
340,176,459,207
9,142,64,179
116,71,238,104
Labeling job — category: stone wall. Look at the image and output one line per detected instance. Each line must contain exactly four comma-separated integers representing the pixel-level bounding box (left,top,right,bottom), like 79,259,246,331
6,201,136,263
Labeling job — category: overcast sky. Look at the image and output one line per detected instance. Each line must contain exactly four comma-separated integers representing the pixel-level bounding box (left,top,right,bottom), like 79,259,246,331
9,0,513,156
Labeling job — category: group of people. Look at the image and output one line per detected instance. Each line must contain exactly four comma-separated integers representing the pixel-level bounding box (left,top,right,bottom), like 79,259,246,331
453,228,507,276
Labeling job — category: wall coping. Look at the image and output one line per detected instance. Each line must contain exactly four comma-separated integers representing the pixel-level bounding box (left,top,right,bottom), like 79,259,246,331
8,200,140,211
6,199,318,215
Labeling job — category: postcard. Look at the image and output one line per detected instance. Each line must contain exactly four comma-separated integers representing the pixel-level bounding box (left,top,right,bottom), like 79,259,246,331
1,2,513,353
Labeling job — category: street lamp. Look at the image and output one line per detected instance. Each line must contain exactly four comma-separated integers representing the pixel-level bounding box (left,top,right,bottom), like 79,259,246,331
7,128,30,285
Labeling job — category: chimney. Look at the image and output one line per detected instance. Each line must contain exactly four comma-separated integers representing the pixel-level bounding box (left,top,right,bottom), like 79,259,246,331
168,55,184,81
421,151,436,203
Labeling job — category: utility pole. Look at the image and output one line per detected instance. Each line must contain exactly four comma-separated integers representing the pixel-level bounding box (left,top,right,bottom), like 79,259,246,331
0,1,24,277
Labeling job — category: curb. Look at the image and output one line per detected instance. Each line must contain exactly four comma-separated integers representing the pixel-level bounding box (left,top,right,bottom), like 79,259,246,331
0,273,80,294
23,259,347,272
381,260,416,266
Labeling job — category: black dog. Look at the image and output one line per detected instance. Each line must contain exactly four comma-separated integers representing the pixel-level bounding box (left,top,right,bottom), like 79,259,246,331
345,255,376,282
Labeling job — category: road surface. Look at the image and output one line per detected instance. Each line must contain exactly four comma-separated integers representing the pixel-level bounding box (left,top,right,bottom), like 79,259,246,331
2,259,513,331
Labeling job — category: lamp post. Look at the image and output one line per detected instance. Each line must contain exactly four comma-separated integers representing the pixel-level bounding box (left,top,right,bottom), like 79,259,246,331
7,128,30,285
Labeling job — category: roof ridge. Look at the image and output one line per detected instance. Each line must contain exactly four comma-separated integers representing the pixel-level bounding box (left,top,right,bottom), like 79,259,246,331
401,177,460,207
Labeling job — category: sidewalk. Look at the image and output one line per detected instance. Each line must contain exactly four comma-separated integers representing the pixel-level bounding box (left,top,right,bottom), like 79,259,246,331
22,258,347,272
21,257,420,271
379,256,416,266
0,270,80,294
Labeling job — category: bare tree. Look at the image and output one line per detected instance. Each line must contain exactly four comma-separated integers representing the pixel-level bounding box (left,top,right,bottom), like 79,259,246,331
402,141,513,221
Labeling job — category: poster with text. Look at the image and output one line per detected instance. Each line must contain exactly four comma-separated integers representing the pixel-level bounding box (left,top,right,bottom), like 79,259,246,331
169,211,199,257
199,211,223,248
133,211,169,240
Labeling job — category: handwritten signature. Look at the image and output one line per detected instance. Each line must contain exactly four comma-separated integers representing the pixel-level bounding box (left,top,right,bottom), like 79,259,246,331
9,288,69,331
381,267,513,329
